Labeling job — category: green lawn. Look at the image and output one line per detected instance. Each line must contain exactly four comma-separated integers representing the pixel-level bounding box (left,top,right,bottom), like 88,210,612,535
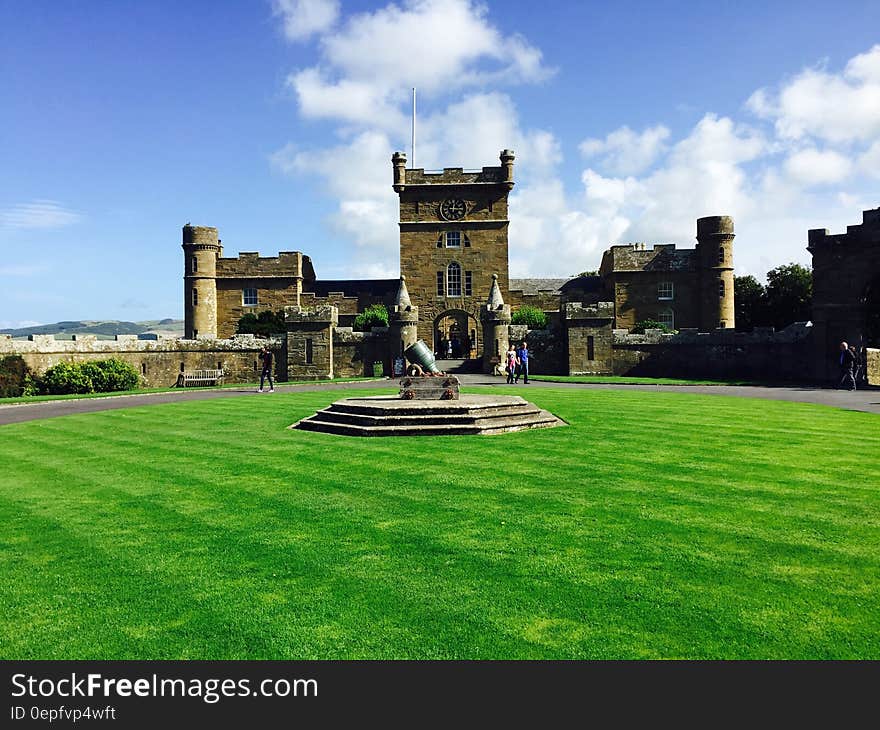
1,387,878,659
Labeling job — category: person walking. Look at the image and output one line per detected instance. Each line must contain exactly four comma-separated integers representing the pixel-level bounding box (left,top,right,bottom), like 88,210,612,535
258,345,275,393
837,341,856,391
515,341,530,384
505,344,519,385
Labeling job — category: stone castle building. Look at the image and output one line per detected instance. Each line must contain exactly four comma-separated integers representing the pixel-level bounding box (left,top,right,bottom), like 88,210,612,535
183,149,737,373
6,151,878,386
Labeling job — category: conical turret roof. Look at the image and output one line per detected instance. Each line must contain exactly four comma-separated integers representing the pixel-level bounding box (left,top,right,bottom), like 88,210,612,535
487,274,504,309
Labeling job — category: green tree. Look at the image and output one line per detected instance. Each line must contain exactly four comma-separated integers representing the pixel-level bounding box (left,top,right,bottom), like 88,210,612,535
734,275,766,331
763,263,812,330
353,304,389,331
511,305,548,329
631,319,675,334
236,310,287,337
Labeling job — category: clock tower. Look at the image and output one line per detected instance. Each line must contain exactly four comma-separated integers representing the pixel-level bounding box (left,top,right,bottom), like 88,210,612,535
392,149,514,355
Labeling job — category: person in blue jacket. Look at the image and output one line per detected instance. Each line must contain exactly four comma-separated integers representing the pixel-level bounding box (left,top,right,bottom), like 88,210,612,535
515,341,530,384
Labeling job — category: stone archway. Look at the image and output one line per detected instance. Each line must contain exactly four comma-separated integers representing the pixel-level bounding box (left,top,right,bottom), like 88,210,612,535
433,310,479,359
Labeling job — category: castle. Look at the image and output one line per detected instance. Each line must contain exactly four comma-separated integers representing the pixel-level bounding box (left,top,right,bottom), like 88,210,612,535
3,150,878,386
182,149,739,376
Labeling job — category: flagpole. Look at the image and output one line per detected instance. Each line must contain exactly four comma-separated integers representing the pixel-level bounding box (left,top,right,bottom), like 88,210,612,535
411,87,416,168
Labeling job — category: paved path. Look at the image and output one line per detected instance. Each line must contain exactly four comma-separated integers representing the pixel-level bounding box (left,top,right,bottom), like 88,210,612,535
1,376,878,425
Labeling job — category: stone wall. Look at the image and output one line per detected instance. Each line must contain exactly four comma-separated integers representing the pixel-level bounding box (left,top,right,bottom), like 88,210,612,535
611,324,813,380
0,334,278,387
333,328,390,378
867,348,879,385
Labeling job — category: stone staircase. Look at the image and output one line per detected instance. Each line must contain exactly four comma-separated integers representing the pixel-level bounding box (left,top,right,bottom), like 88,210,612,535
434,358,482,374
292,394,563,436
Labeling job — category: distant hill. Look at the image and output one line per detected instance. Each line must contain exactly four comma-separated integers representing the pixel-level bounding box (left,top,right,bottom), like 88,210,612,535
1,319,185,339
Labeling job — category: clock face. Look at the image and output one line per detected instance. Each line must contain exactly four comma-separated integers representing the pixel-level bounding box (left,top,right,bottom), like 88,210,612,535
439,198,466,221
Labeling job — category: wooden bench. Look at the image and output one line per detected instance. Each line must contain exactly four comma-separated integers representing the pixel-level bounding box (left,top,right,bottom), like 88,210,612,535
177,369,224,387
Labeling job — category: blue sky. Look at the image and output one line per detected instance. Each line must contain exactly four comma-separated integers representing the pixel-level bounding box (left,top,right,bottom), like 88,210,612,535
2,0,880,327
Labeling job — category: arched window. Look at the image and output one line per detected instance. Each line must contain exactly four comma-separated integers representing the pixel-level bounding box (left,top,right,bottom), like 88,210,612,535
446,262,462,297
658,309,674,330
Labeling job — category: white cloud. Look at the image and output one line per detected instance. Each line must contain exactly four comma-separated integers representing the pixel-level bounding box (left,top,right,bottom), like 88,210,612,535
784,148,853,185
579,125,670,175
273,0,339,41
0,200,82,229
859,139,880,177
747,45,880,143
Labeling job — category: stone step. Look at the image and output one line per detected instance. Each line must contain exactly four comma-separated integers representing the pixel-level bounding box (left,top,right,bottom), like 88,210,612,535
314,404,544,427
291,394,563,437
326,398,529,417
295,410,560,437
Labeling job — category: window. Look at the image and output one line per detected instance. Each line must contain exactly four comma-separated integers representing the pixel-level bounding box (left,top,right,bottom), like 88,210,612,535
658,309,675,330
437,232,470,248
718,279,725,297
658,281,673,300
587,335,595,361
719,320,727,329
305,338,313,364
141,363,147,376
718,247,724,263
180,362,185,373
465,270,472,296
243,288,258,306
446,262,462,297
192,288,198,306
191,256,198,273
436,271,444,296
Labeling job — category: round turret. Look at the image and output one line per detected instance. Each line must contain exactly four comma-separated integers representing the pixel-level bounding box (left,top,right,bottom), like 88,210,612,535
696,216,735,329
182,224,221,339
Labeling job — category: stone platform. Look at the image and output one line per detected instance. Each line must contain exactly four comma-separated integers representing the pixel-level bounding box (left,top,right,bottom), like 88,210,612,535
291,394,564,436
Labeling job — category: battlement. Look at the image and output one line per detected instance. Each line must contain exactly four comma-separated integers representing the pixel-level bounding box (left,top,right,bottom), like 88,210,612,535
601,243,696,272
808,207,880,251
392,149,514,191
216,251,309,279
0,333,279,355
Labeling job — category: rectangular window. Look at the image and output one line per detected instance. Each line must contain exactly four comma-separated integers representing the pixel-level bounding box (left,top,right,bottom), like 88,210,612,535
463,234,470,248
437,271,444,296
465,271,472,296
445,231,461,248
305,338,313,364
447,264,462,297
243,288,258,306
718,279,725,297
587,335,595,361
191,256,198,273
192,288,198,306
658,281,673,300
718,247,725,263
658,310,674,329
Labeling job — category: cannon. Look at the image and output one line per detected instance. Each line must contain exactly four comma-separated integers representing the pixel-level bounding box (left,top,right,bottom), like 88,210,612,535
403,339,442,375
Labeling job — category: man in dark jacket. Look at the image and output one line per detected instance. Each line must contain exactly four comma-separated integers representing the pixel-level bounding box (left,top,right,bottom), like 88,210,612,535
258,346,274,393
838,341,856,391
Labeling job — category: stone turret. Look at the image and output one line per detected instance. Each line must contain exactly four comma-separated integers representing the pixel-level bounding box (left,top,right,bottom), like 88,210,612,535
392,151,407,192
696,215,735,330
500,149,515,190
389,275,419,359
182,224,220,339
480,274,511,373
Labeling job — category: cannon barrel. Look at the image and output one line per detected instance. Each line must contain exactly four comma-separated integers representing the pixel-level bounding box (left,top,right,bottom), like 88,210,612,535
404,339,442,374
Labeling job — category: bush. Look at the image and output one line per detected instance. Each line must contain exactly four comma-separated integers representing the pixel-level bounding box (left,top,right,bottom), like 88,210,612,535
0,355,32,398
42,359,140,395
44,362,94,394
511,305,548,330
236,310,286,337
631,319,675,334
354,304,389,332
